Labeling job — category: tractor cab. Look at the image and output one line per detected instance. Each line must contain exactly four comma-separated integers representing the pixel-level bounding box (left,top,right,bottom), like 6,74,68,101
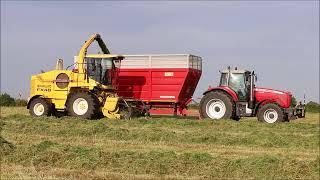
219,67,255,102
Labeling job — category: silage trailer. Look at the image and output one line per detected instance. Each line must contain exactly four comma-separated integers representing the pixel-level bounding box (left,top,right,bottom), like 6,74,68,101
117,54,202,116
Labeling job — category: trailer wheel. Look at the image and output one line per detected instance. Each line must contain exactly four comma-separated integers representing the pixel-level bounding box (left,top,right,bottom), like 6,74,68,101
66,92,99,119
29,98,52,117
200,91,233,119
257,103,284,123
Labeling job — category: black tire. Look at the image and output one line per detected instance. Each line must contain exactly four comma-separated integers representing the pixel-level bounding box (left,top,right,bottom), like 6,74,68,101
52,110,67,118
199,91,234,119
232,116,241,121
297,108,305,118
257,103,284,123
29,98,52,117
66,92,99,119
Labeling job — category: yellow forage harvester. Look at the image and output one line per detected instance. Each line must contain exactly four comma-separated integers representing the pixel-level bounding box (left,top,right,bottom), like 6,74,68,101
27,34,132,119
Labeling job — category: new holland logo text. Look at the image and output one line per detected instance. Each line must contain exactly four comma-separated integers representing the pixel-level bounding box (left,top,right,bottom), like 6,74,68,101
37,85,52,92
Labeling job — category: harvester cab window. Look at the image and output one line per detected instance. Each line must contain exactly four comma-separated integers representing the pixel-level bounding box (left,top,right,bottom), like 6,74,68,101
229,73,247,101
101,58,113,85
86,58,113,85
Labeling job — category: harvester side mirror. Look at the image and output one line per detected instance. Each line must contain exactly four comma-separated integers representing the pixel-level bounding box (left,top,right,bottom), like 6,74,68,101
113,56,124,61
255,75,258,82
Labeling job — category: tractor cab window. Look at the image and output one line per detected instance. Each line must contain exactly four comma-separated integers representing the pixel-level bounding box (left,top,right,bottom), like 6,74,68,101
86,58,114,85
229,73,247,100
219,73,228,86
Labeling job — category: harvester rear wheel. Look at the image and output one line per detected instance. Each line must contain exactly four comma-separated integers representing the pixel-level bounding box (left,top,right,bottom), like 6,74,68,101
257,103,284,123
200,91,233,120
29,98,52,117
66,92,99,119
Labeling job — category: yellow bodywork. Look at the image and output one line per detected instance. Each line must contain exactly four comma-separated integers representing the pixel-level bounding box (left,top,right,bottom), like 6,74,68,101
103,97,121,119
28,34,125,119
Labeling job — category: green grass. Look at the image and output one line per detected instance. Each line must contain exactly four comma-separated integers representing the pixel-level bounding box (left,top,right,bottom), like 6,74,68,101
1,107,319,179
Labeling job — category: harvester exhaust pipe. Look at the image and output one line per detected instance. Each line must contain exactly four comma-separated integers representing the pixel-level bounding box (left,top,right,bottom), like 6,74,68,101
56,59,64,70
248,71,255,109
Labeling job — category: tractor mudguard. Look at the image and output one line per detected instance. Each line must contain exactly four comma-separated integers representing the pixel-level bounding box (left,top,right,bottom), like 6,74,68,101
203,86,239,102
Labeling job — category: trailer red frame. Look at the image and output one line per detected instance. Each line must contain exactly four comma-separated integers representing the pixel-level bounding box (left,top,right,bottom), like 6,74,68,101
117,54,202,115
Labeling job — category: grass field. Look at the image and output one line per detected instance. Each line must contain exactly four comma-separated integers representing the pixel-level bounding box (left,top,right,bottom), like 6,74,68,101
1,107,319,179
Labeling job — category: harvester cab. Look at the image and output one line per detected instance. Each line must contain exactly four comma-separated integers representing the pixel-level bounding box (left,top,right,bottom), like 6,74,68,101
73,54,124,90
27,34,131,119
200,67,305,123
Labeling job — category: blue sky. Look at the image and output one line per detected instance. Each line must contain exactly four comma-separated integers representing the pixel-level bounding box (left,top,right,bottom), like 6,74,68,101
1,1,319,102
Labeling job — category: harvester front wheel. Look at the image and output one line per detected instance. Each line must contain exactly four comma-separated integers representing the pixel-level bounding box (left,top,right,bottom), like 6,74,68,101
29,98,52,117
67,92,99,119
200,91,233,120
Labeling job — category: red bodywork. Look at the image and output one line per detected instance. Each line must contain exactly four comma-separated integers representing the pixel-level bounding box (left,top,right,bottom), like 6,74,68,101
205,86,291,109
254,87,291,108
117,68,202,114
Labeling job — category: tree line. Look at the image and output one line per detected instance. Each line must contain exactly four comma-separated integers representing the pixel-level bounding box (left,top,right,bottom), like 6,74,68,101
0,93,27,106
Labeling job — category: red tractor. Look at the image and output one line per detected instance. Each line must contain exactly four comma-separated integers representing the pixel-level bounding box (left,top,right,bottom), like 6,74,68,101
199,67,305,123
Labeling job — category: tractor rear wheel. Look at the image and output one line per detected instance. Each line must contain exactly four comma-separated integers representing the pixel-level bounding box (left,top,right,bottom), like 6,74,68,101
257,103,284,123
66,92,99,119
200,91,233,119
29,98,52,117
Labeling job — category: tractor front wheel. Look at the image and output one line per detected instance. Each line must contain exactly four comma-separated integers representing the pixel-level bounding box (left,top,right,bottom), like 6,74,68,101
66,92,99,119
29,98,52,117
199,91,233,119
257,103,284,123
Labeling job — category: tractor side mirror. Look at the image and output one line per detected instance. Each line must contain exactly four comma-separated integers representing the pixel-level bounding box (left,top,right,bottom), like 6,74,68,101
244,72,250,81
251,71,257,82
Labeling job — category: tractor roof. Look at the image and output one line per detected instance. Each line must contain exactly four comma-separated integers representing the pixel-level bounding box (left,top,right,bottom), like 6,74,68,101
220,69,249,74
